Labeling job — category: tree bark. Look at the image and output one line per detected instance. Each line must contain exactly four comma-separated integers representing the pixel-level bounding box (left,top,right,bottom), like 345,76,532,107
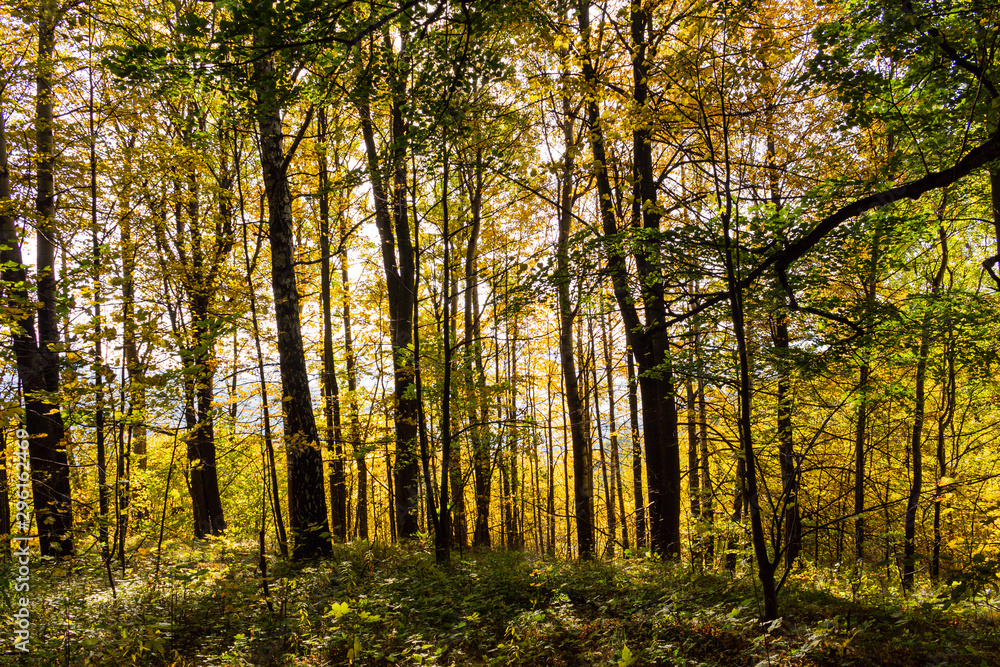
601,308,629,551
338,190,367,541
463,148,492,548
254,41,331,558
931,327,955,581
89,72,110,563
555,87,594,556
3,2,76,557
723,207,778,620
903,226,947,591
589,321,615,558
318,107,347,541
578,0,681,558
627,351,646,549
118,130,146,471
687,378,701,561
437,142,453,564
854,229,881,562
357,52,419,538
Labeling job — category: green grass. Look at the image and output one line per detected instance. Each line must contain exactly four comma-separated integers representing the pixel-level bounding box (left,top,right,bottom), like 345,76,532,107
2,539,999,666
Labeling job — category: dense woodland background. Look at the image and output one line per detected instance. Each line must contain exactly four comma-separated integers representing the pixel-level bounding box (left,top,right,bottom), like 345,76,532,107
3,0,1000,657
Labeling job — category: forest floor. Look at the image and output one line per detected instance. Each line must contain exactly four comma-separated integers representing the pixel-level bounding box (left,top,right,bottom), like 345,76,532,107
3,538,999,666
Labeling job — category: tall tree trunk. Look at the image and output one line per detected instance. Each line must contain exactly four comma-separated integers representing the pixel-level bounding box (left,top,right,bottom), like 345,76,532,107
237,137,289,558
116,394,129,575
773,297,799,571
254,40,331,558
89,69,110,563
318,107,347,541
601,308,629,551
931,329,955,581
589,321,615,558
766,132,799,573
463,149,492,548
854,360,870,561
903,226,947,591
698,368,714,560
506,308,523,551
627,351,645,549
854,229,880,562
545,373,557,556
722,207,778,619
339,203,367,542
578,0,680,558
184,146,226,538
687,378,701,561
246,229,289,558
437,142,453,564
413,190,440,554
357,58,419,538
691,312,714,559
560,373,572,557
12,0,75,557
118,130,146,471
447,230,467,549
556,165,594,558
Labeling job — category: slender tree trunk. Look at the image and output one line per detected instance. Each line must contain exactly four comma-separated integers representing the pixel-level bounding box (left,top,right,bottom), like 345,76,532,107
255,41,331,558
90,73,109,563
854,361,870,561
413,192,440,554
601,308,629,551
687,379,701,562
903,226,947,591
698,371,714,560
627,352,645,550
463,149,492,548
116,394,129,575
552,73,593,557
766,133,799,574
437,143,453,564
773,298,799,571
318,107,347,541
723,206,778,620
335,189,366,541
118,131,146,471
90,96,111,565
238,143,288,558
184,150,226,538
931,332,955,581
854,231,880,562
590,322,615,558
22,0,74,557
357,66,419,538
557,216,593,559
579,0,680,558
545,373,557,556
561,370,572,557
506,311,523,551
447,236,467,548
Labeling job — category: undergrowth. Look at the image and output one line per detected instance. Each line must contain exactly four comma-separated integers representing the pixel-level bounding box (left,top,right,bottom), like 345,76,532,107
2,538,999,666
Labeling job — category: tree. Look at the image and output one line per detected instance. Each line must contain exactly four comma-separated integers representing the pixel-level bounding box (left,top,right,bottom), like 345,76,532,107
252,7,332,558
574,0,682,558
0,0,75,558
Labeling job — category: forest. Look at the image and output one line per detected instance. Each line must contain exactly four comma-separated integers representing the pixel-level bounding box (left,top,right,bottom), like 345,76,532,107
2,0,1000,664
